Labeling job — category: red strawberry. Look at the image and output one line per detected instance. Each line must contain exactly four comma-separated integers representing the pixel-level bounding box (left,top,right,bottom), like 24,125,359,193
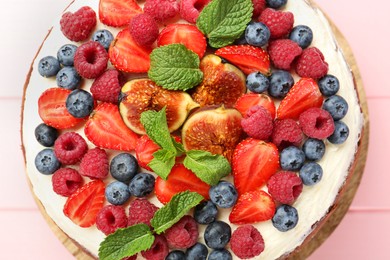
277,78,324,120
234,93,276,119
232,138,279,195
38,88,84,129
99,0,142,27
157,24,207,58
63,180,105,228
229,189,276,225
155,164,210,204
109,28,152,73
84,102,138,151
215,45,271,75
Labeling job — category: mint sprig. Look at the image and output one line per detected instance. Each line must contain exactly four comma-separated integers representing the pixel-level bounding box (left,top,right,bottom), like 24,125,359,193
148,149,176,180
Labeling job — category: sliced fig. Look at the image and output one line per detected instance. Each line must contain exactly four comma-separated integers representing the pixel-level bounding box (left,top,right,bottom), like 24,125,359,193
119,79,199,134
191,54,246,107
182,105,243,162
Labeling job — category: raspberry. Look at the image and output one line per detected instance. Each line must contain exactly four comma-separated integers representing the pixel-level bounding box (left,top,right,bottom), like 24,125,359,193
259,8,294,39
299,107,335,139
295,47,329,79
180,0,211,24
272,119,303,148
90,69,124,104
128,198,159,227
96,205,128,235
144,0,179,22
122,256,136,260
230,225,265,259
241,105,273,140
74,41,108,79
164,215,199,249
54,132,88,165
52,168,83,197
141,235,169,260
268,39,302,70
252,0,266,18
60,6,96,42
79,148,109,179
267,171,303,204
129,14,159,47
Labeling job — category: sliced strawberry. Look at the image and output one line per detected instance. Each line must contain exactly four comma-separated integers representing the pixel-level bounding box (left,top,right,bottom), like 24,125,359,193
109,29,152,73
234,93,276,119
157,24,207,58
215,45,271,75
155,163,210,204
85,102,138,151
233,138,279,195
63,180,105,228
277,78,324,120
229,189,276,225
38,88,84,129
99,0,142,27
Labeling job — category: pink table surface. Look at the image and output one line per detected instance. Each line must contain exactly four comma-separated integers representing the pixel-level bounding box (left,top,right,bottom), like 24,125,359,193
3,0,389,259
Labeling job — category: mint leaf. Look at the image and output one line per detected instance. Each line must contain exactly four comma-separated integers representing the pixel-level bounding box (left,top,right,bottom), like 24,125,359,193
148,149,176,180
99,224,154,260
197,0,253,48
148,44,203,91
172,137,185,157
183,150,231,186
151,191,204,234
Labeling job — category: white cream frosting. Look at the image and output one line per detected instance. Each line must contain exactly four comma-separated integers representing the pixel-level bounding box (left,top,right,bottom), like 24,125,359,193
22,0,364,259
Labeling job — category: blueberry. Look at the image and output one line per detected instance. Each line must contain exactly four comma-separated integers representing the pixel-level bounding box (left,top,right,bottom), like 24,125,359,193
34,123,58,147
34,148,61,175
66,89,94,118
38,56,61,77
92,29,114,49
105,181,131,205
57,44,77,66
194,200,218,224
209,181,238,208
268,70,294,98
204,221,231,249
328,121,349,144
302,138,325,161
110,153,138,183
166,250,186,260
246,72,269,93
323,95,349,121
266,0,288,9
128,173,155,197
185,242,208,260
318,75,340,96
245,22,270,47
299,162,323,186
272,204,299,232
208,249,232,260
56,67,81,90
289,25,313,49
280,146,305,171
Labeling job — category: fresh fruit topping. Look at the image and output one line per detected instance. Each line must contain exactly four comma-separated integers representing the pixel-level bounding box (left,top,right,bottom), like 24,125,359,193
215,45,271,75
135,135,160,171
92,29,114,50
267,171,303,204
252,0,266,18
96,205,128,235
105,181,131,205
246,71,270,94
299,162,323,186
241,105,274,140
272,119,303,148
141,235,169,260
232,138,279,195
57,44,77,66
277,78,324,120
52,168,83,197
230,225,265,258
209,181,238,208
34,148,61,175
54,132,88,165
318,74,340,96
299,107,335,139
166,251,186,260
279,146,305,171
35,123,58,147
84,102,138,151
234,93,276,119
56,67,81,90
194,200,218,224
323,95,349,121
129,173,155,197
302,138,326,161
63,180,105,228
109,29,152,73
74,41,108,79
157,24,207,59
296,47,329,79
209,249,232,260
180,0,211,23
268,39,302,70
38,56,60,77
99,0,142,27
204,221,231,249
129,14,159,47
185,243,208,259
272,204,299,232
128,198,159,227
259,8,294,39
245,22,270,47
110,153,138,183
60,6,96,42
328,121,349,144
90,69,124,104
268,70,294,99
66,89,94,118
80,147,109,179
165,215,199,249
289,25,313,49
144,0,179,22
266,0,287,9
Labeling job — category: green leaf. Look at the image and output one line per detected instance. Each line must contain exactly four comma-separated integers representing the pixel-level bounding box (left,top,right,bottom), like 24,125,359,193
196,0,253,48
172,137,185,157
148,44,203,91
99,224,154,260
148,149,176,180
151,191,204,234
183,150,231,186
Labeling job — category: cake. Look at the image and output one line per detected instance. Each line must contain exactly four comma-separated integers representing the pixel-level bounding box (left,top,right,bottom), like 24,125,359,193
21,0,366,259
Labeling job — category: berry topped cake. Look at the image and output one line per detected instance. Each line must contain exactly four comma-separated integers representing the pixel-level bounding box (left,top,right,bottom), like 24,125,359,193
21,0,365,259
